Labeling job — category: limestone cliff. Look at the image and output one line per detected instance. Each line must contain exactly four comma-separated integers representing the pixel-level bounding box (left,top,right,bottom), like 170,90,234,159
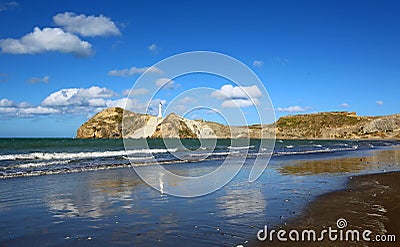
276,112,400,139
76,108,400,139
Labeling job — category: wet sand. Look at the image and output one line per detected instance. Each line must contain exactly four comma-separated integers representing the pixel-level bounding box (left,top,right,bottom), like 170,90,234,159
254,149,400,246
2,145,400,246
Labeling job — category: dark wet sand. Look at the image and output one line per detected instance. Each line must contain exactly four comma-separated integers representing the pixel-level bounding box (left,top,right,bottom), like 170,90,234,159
253,171,400,246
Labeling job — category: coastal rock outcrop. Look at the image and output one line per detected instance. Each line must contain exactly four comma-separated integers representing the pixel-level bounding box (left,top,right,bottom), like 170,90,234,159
76,107,124,138
361,114,400,135
76,108,400,139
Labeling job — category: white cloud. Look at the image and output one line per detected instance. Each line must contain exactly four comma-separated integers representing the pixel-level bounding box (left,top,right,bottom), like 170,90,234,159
27,75,49,84
106,98,145,112
38,86,155,115
108,66,162,77
0,107,16,114
277,105,307,113
53,12,121,37
155,78,177,89
376,100,384,106
211,84,262,108
221,99,260,108
0,98,59,117
17,101,31,108
341,103,350,108
0,27,93,57
0,86,166,119
41,86,117,108
106,98,166,115
148,43,158,53
0,1,18,12
122,88,149,96
0,98,14,107
212,84,262,100
253,60,264,67
18,106,60,116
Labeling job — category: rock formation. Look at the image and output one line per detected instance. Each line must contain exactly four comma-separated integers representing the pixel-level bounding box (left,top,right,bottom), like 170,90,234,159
76,108,400,139
276,112,400,139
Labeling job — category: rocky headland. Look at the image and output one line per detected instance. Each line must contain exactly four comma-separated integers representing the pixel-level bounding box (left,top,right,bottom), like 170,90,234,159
76,107,400,139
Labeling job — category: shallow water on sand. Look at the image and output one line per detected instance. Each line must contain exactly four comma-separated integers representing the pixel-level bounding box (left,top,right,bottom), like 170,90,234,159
1,141,400,246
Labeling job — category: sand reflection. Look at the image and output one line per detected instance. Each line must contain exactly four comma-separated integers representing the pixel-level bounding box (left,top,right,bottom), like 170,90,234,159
217,186,267,224
45,172,144,219
279,148,400,176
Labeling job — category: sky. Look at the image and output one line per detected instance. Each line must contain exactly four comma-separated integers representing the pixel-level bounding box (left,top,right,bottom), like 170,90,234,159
0,0,399,137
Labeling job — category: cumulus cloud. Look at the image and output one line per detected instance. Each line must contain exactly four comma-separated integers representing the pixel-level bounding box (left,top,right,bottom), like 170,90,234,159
253,60,264,67
155,78,177,89
0,1,18,12
0,27,93,57
0,98,14,107
108,66,162,77
41,86,117,108
6,86,116,117
221,99,260,108
376,100,384,106
277,105,308,113
0,97,60,117
211,84,262,108
341,103,350,108
0,86,167,118
18,106,60,116
212,84,262,100
53,12,121,37
27,75,49,84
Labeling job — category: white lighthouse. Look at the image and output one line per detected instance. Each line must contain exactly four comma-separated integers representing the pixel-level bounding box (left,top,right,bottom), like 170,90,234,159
157,102,162,118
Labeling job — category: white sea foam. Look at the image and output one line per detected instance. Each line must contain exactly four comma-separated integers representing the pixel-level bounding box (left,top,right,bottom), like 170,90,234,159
0,148,177,161
228,145,254,150
276,146,358,156
189,151,240,157
15,160,72,169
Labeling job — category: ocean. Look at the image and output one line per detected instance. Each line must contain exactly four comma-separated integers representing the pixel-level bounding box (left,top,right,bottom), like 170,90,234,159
1,138,399,246
1,138,397,178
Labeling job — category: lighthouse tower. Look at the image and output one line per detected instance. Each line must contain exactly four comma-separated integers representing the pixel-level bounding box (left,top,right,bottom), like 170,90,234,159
157,102,162,118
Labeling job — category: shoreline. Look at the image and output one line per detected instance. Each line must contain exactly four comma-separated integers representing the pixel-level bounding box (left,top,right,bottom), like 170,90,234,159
253,170,400,246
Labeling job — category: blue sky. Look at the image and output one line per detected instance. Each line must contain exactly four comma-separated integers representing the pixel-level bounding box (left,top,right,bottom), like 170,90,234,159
0,0,399,137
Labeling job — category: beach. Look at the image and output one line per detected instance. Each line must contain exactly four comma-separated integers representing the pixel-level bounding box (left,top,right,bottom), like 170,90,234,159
254,148,400,247
0,139,399,246
253,171,400,246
